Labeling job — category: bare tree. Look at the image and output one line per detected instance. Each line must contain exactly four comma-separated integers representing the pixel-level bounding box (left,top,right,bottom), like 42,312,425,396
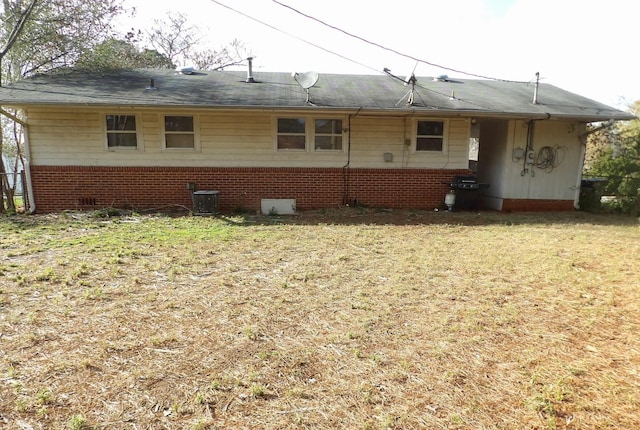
146,12,249,70
190,39,248,71
146,12,199,67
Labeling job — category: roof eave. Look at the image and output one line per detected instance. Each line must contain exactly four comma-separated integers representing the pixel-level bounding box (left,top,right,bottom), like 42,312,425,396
2,101,634,123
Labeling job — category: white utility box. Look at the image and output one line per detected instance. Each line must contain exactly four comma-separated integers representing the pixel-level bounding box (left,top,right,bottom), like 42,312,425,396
261,199,296,215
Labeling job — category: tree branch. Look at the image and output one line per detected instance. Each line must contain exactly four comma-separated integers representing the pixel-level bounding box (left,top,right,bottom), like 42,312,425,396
1,0,39,57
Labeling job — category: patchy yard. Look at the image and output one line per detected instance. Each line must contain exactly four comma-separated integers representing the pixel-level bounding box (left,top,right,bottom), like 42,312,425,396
0,209,639,429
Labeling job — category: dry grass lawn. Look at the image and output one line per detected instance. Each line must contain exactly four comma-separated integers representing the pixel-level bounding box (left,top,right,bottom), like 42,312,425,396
0,208,639,429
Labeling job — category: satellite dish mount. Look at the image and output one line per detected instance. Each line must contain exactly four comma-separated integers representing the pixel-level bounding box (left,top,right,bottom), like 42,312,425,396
402,74,417,106
292,71,319,103
383,63,419,106
400,62,419,106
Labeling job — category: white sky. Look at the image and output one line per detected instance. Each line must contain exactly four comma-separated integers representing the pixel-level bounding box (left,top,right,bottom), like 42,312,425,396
117,0,639,110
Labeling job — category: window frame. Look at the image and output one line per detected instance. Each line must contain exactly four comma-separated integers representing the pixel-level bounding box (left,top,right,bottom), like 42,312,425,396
412,118,448,154
162,114,200,151
273,115,346,152
104,113,142,150
275,117,307,151
313,118,344,151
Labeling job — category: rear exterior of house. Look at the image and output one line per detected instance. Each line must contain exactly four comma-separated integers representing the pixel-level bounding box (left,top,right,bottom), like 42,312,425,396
0,68,632,213
25,107,472,212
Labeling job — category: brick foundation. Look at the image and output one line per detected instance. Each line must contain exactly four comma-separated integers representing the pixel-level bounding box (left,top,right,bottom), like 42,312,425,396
30,166,474,213
501,198,575,212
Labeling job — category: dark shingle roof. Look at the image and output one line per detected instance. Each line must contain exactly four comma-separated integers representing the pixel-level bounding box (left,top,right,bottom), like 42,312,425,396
0,68,632,121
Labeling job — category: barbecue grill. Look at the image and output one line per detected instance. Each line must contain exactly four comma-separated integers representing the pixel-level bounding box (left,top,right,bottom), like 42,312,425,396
443,176,489,210
445,175,489,190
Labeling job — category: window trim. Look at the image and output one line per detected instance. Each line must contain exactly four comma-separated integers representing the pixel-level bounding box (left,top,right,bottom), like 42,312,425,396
313,118,344,151
162,114,200,151
273,115,346,152
412,118,448,154
104,113,143,151
275,117,307,151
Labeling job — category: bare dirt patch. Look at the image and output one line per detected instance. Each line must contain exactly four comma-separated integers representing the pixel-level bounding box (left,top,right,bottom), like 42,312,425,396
1,209,639,429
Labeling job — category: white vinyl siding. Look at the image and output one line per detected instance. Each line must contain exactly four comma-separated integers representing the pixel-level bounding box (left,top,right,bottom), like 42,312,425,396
502,120,582,200
24,108,470,169
346,116,469,169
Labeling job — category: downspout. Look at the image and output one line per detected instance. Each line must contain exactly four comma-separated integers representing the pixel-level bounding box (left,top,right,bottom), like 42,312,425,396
0,107,35,213
574,134,587,210
342,107,362,206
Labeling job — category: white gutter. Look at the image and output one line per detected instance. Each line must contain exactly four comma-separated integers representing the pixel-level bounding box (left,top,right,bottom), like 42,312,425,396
0,107,35,213
5,102,634,122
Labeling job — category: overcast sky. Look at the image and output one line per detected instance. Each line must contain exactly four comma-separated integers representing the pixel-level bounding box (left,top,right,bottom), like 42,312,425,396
118,0,639,110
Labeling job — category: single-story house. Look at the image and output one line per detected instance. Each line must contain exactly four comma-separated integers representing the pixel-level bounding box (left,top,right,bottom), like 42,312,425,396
0,64,633,213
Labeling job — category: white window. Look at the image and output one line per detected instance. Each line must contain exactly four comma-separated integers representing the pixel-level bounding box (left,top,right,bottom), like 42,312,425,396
415,119,447,152
164,115,197,149
106,114,138,149
277,118,306,150
275,116,345,151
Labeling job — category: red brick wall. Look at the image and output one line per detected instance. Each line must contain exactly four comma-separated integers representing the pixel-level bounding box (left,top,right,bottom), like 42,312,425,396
29,166,575,213
30,166,474,213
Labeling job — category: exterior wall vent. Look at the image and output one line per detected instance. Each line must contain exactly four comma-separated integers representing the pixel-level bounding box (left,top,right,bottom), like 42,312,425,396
177,66,195,75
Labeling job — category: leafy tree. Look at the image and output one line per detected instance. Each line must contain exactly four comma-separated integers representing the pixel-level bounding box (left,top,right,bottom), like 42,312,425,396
76,38,174,71
585,101,640,215
1,0,126,82
0,0,126,213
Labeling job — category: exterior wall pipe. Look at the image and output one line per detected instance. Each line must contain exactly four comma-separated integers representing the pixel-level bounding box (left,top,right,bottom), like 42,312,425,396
533,72,540,104
22,125,36,213
573,130,587,210
246,57,255,83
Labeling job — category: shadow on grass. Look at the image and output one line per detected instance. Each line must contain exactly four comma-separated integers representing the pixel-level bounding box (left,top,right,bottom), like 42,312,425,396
2,207,637,229
219,207,638,228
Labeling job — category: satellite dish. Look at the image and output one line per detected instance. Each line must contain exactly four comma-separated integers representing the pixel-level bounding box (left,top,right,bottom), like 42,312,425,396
292,71,319,103
292,71,319,89
404,62,418,86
